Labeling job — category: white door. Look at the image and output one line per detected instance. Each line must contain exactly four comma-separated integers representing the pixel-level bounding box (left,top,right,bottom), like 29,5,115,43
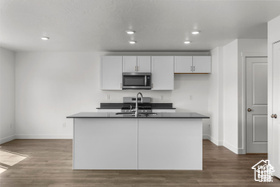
246,57,268,153
123,56,137,72
137,56,151,72
101,56,122,90
174,56,192,73
151,56,174,90
192,56,211,73
271,42,280,178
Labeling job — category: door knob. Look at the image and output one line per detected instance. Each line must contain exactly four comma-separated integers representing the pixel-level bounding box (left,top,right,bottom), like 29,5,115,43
271,114,277,119
247,108,252,112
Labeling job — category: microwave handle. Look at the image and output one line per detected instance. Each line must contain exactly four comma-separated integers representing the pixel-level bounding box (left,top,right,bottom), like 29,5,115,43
145,75,147,86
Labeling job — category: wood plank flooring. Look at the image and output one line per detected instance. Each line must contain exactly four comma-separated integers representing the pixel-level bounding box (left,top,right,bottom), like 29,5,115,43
0,140,279,187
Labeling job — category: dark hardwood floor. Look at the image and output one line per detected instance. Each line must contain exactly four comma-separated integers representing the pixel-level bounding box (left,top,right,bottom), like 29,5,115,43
0,139,279,187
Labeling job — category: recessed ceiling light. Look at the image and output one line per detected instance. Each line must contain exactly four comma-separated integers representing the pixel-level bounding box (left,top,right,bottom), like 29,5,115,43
192,31,200,35
41,36,49,40
126,30,135,35
129,41,136,44
184,41,191,44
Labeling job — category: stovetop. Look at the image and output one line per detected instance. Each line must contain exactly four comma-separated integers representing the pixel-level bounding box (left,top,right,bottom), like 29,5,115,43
121,104,152,113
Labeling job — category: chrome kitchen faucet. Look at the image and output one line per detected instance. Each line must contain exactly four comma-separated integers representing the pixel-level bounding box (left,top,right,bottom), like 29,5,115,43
135,92,143,117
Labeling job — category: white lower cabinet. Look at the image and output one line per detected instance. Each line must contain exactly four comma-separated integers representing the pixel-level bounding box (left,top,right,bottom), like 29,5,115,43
101,56,122,90
151,56,174,90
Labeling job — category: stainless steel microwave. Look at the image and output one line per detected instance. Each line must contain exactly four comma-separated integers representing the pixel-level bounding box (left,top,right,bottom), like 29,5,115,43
122,72,151,90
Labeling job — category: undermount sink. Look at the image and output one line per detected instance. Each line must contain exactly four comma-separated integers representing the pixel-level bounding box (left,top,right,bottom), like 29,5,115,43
115,112,157,116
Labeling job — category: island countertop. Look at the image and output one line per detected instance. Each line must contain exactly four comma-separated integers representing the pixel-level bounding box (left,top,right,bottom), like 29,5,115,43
67,112,209,119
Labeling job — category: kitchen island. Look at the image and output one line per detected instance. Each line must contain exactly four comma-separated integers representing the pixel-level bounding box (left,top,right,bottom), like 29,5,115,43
67,112,209,170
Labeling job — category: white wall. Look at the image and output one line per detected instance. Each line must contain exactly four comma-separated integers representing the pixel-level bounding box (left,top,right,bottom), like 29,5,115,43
15,52,210,139
208,39,267,154
0,47,15,144
222,40,239,153
208,46,223,145
268,14,280,168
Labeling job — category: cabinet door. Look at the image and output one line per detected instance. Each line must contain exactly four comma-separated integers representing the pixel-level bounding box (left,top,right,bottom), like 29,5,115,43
123,56,137,72
101,56,122,90
174,56,193,73
137,56,151,72
152,56,174,90
74,118,137,169
192,56,211,73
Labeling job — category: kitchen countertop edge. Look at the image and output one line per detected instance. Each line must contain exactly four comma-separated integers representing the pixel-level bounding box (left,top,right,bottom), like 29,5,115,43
67,112,209,119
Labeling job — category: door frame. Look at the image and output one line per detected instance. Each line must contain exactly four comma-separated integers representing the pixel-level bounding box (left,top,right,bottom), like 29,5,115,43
241,52,267,154
268,41,280,178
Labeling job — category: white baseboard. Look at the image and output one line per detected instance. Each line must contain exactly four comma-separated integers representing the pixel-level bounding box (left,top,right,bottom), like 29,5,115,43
209,136,219,145
0,135,16,144
218,140,223,146
16,134,73,139
238,148,246,154
203,134,210,140
203,135,224,146
223,141,238,154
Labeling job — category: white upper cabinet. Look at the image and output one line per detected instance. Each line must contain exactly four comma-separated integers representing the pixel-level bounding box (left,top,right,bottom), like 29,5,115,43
137,56,151,72
101,56,122,90
123,56,151,72
123,56,137,72
174,56,211,74
192,56,211,73
174,56,193,73
152,56,174,90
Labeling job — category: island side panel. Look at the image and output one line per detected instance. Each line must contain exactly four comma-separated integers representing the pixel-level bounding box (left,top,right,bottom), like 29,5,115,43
73,118,138,170
138,118,202,170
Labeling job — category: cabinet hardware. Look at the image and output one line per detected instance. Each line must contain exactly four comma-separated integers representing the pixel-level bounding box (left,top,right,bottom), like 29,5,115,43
271,114,277,119
247,108,252,112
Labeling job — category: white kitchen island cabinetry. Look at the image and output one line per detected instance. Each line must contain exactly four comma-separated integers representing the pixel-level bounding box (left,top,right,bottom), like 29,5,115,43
68,112,208,170
101,56,122,90
151,56,174,90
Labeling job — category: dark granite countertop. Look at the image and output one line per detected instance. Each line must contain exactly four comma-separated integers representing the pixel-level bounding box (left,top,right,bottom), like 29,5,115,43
67,112,209,119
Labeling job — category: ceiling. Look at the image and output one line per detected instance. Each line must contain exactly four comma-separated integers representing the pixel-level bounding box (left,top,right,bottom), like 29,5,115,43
1,0,280,52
